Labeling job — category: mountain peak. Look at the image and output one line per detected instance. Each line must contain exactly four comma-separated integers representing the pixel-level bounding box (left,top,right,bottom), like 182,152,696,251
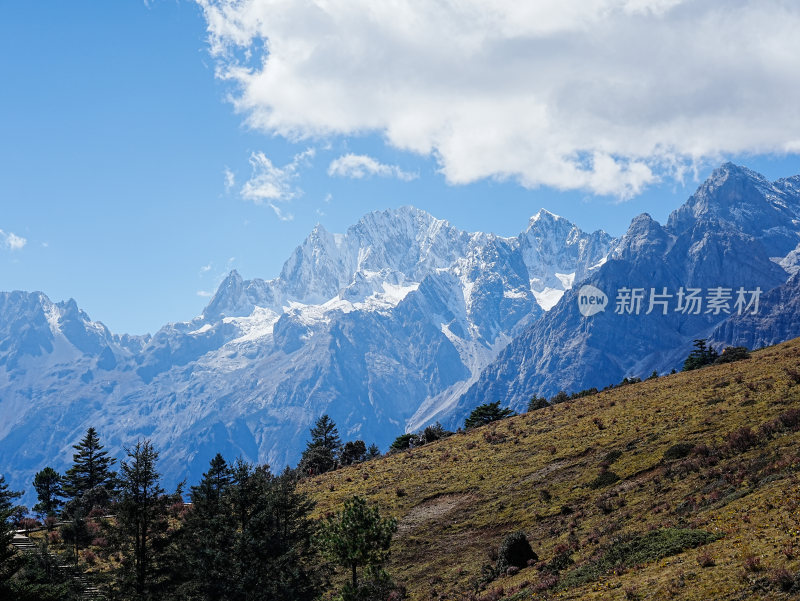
530,208,565,224
706,161,769,185
202,270,247,320
667,163,775,236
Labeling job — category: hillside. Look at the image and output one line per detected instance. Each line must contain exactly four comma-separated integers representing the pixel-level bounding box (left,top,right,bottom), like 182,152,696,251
300,338,800,600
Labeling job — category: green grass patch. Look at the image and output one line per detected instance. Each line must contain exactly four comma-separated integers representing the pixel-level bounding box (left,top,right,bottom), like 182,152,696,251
560,528,722,589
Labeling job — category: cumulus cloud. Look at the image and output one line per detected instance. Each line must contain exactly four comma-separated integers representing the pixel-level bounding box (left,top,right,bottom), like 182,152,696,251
197,0,800,198
328,153,417,181
1,230,27,251
240,148,314,220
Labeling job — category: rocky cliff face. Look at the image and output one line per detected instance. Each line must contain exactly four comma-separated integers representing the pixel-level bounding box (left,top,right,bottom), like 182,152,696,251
452,163,800,423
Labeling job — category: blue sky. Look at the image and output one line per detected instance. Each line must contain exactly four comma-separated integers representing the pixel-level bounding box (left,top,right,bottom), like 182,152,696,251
2,0,799,335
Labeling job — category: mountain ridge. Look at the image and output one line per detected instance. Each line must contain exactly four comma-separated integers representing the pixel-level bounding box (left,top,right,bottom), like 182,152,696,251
2,163,800,505
0,204,612,502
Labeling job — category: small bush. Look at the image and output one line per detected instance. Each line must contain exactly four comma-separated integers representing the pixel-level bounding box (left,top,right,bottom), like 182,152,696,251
483,430,506,444
779,408,800,430
725,427,757,454
696,551,715,567
770,568,795,591
784,367,800,384
496,531,538,572
389,433,417,453
663,442,695,461
743,554,762,572
589,470,620,489
604,449,622,464
533,573,559,592
714,346,750,364
545,544,574,573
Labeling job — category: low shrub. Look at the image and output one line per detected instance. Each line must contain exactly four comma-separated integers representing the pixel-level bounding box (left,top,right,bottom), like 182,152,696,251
696,551,715,567
725,427,757,454
589,470,620,489
497,531,538,572
743,554,762,572
663,442,695,461
770,568,795,592
714,346,750,364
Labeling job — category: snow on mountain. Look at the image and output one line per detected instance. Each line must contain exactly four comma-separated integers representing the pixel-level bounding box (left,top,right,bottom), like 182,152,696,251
0,205,610,501
453,163,800,424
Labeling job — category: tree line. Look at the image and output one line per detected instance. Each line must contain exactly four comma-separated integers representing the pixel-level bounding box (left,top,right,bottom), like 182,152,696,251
1,420,402,601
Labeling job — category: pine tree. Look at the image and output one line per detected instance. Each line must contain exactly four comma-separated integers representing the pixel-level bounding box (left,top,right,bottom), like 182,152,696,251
176,454,235,600
176,459,323,601
240,467,323,600
526,396,548,412
318,495,397,593
115,439,167,598
64,427,117,502
340,440,367,465
0,475,24,593
682,338,719,371
299,414,342,474
0,473,22,514
464,401,516,429
33,467,64,518
366,443,381,460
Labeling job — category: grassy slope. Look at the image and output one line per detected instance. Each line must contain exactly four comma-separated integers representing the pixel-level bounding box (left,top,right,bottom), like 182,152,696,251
300,338,800,600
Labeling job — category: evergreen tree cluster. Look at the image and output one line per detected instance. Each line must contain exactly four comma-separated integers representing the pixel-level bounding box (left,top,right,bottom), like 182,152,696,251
464,401,516,429
2,419,400,601
299,414,381,474
389,422,453,453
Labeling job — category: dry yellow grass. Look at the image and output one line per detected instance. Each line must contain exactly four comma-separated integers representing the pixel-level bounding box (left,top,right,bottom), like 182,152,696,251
300,338,800,600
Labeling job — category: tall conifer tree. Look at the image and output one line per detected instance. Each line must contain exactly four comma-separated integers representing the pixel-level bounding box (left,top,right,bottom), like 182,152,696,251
64,427,117,500
32,467,64,518
116,439,167,598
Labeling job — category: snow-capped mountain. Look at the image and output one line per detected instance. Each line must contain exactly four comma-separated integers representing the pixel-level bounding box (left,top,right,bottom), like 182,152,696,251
0,206,611,499
4,164,799,503
453,163,800,421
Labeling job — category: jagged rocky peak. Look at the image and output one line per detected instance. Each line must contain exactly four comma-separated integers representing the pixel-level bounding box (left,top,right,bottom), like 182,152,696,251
347,206,471,277
667,163,800,254
203,269,246,319
519,208,614,295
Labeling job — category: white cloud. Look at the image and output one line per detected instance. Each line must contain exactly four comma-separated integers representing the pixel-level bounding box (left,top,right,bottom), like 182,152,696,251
328,153,417,181
197,0,800,198
240,148,314,220
223,166,236,191
197,290,213,297
1,230,27,251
